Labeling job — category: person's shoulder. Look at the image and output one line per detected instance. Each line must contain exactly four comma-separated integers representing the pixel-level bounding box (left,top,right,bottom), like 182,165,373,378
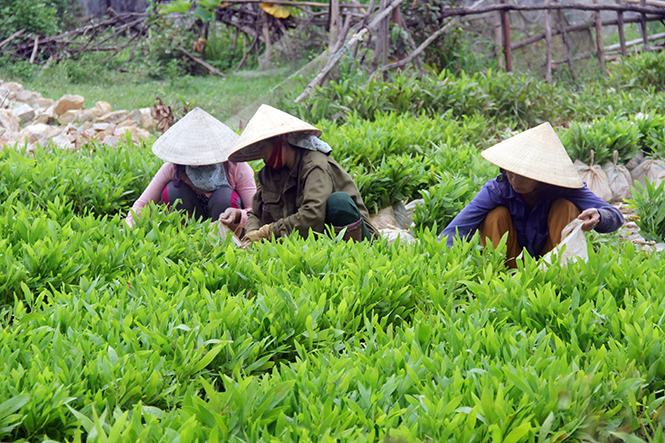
482,177,506,194
226,160,252,172
300,149,331,169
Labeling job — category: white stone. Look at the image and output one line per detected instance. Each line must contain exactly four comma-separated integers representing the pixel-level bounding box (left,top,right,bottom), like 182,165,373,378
79,121,93,133
117,119,137,128
102,134,120,146
57,110,78,126
76,109,96,123
33,113,52,125
53,94,85,115
50,133,75,150
13,103,36,123
97,110,129,124
17,127,40,144
23,123,52,140
14,90,32,103
95,101,112,114
35,97,55,108
93,123,111,131
0,109,20,133
139,110,158,130
4,82,23,93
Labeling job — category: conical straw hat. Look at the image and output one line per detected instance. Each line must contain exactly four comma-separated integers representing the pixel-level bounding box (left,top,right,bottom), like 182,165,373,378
229,104,321,162
481,122,583,189
152,107,239,165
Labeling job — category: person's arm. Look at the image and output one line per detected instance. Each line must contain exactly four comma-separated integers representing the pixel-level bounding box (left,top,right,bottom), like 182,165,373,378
440,182,501,247
567,185,624,233
245,182,264,233
125,162,174,227
270,165,333,238
228,162,257,228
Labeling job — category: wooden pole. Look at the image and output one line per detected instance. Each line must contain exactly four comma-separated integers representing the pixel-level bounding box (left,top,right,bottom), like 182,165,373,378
437,2,665,17
616,0,627,56
556,7,576,80
605,31,665,51
261,11,272,68
494,0,503,68
29,35,40,64
594,0,605,74
392,6,422,68
545,0,552,83
328,0,339,51
371,0,389,72
381,0,389,66
0,29,26,49
640,0,649,49
178,45,226,76
622,0,665,7
511,14,660,50
501,0,512,71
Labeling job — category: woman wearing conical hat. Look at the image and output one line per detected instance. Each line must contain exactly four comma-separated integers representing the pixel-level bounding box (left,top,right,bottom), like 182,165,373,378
441,123,624,268
228,104,378,244
125,107,256,235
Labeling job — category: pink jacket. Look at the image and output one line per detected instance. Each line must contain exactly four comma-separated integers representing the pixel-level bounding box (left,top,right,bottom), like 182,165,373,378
125,161,257,227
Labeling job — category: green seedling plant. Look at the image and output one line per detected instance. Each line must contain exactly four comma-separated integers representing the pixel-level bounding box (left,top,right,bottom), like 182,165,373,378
628,179,665,242
4,60,665,442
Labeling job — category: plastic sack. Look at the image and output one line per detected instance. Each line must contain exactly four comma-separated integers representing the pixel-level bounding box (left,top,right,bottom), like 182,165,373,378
602,150,633,202
215,220,243,247
577,150,612,202
370,202,414,230
631,157,665,187
541,219,588,268
378,228,417,244
625,150,644,171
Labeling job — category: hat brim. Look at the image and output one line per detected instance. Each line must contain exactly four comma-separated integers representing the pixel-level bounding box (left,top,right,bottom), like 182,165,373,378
229,104,321,162
229,129,321,162
481,122,584,189
152,107,239,165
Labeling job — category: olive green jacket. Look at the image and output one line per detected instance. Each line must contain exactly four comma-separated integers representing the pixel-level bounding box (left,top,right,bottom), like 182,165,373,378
246,148,378,239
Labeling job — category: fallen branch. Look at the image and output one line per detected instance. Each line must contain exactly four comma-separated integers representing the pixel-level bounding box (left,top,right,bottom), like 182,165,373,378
235,34,259,72
438,2,665,18
222,0,366,8
605,31,665,51
0,29,25,49
380,0,483,72
622,0,665,8
29,35,39,64
178,45,225,77
295,0,405,103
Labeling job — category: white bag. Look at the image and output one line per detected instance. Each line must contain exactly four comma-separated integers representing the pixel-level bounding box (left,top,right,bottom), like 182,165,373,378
625,150,644,171
603,150,633,202
541,219,588,268
215,221,243,247
578,150,612,202
631,157,665,187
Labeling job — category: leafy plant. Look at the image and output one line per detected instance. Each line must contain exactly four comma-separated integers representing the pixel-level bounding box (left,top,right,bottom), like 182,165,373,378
628,179,665,242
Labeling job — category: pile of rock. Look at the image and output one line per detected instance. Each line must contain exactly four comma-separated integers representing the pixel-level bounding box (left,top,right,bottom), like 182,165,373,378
0,79,158,152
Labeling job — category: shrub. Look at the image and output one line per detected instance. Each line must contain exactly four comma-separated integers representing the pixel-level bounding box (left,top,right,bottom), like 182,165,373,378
628,179,665,242
0,0,59,40
608,50,665,92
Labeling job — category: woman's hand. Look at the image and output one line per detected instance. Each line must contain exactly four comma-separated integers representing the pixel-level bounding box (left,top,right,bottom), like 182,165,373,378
219,207,242,228
578,208,600,231
241,224,273,249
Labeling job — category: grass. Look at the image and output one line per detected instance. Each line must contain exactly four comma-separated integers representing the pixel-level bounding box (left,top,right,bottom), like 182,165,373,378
0,63,298,123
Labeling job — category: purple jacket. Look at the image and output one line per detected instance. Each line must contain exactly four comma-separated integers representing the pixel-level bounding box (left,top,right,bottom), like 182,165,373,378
441,173,624,257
